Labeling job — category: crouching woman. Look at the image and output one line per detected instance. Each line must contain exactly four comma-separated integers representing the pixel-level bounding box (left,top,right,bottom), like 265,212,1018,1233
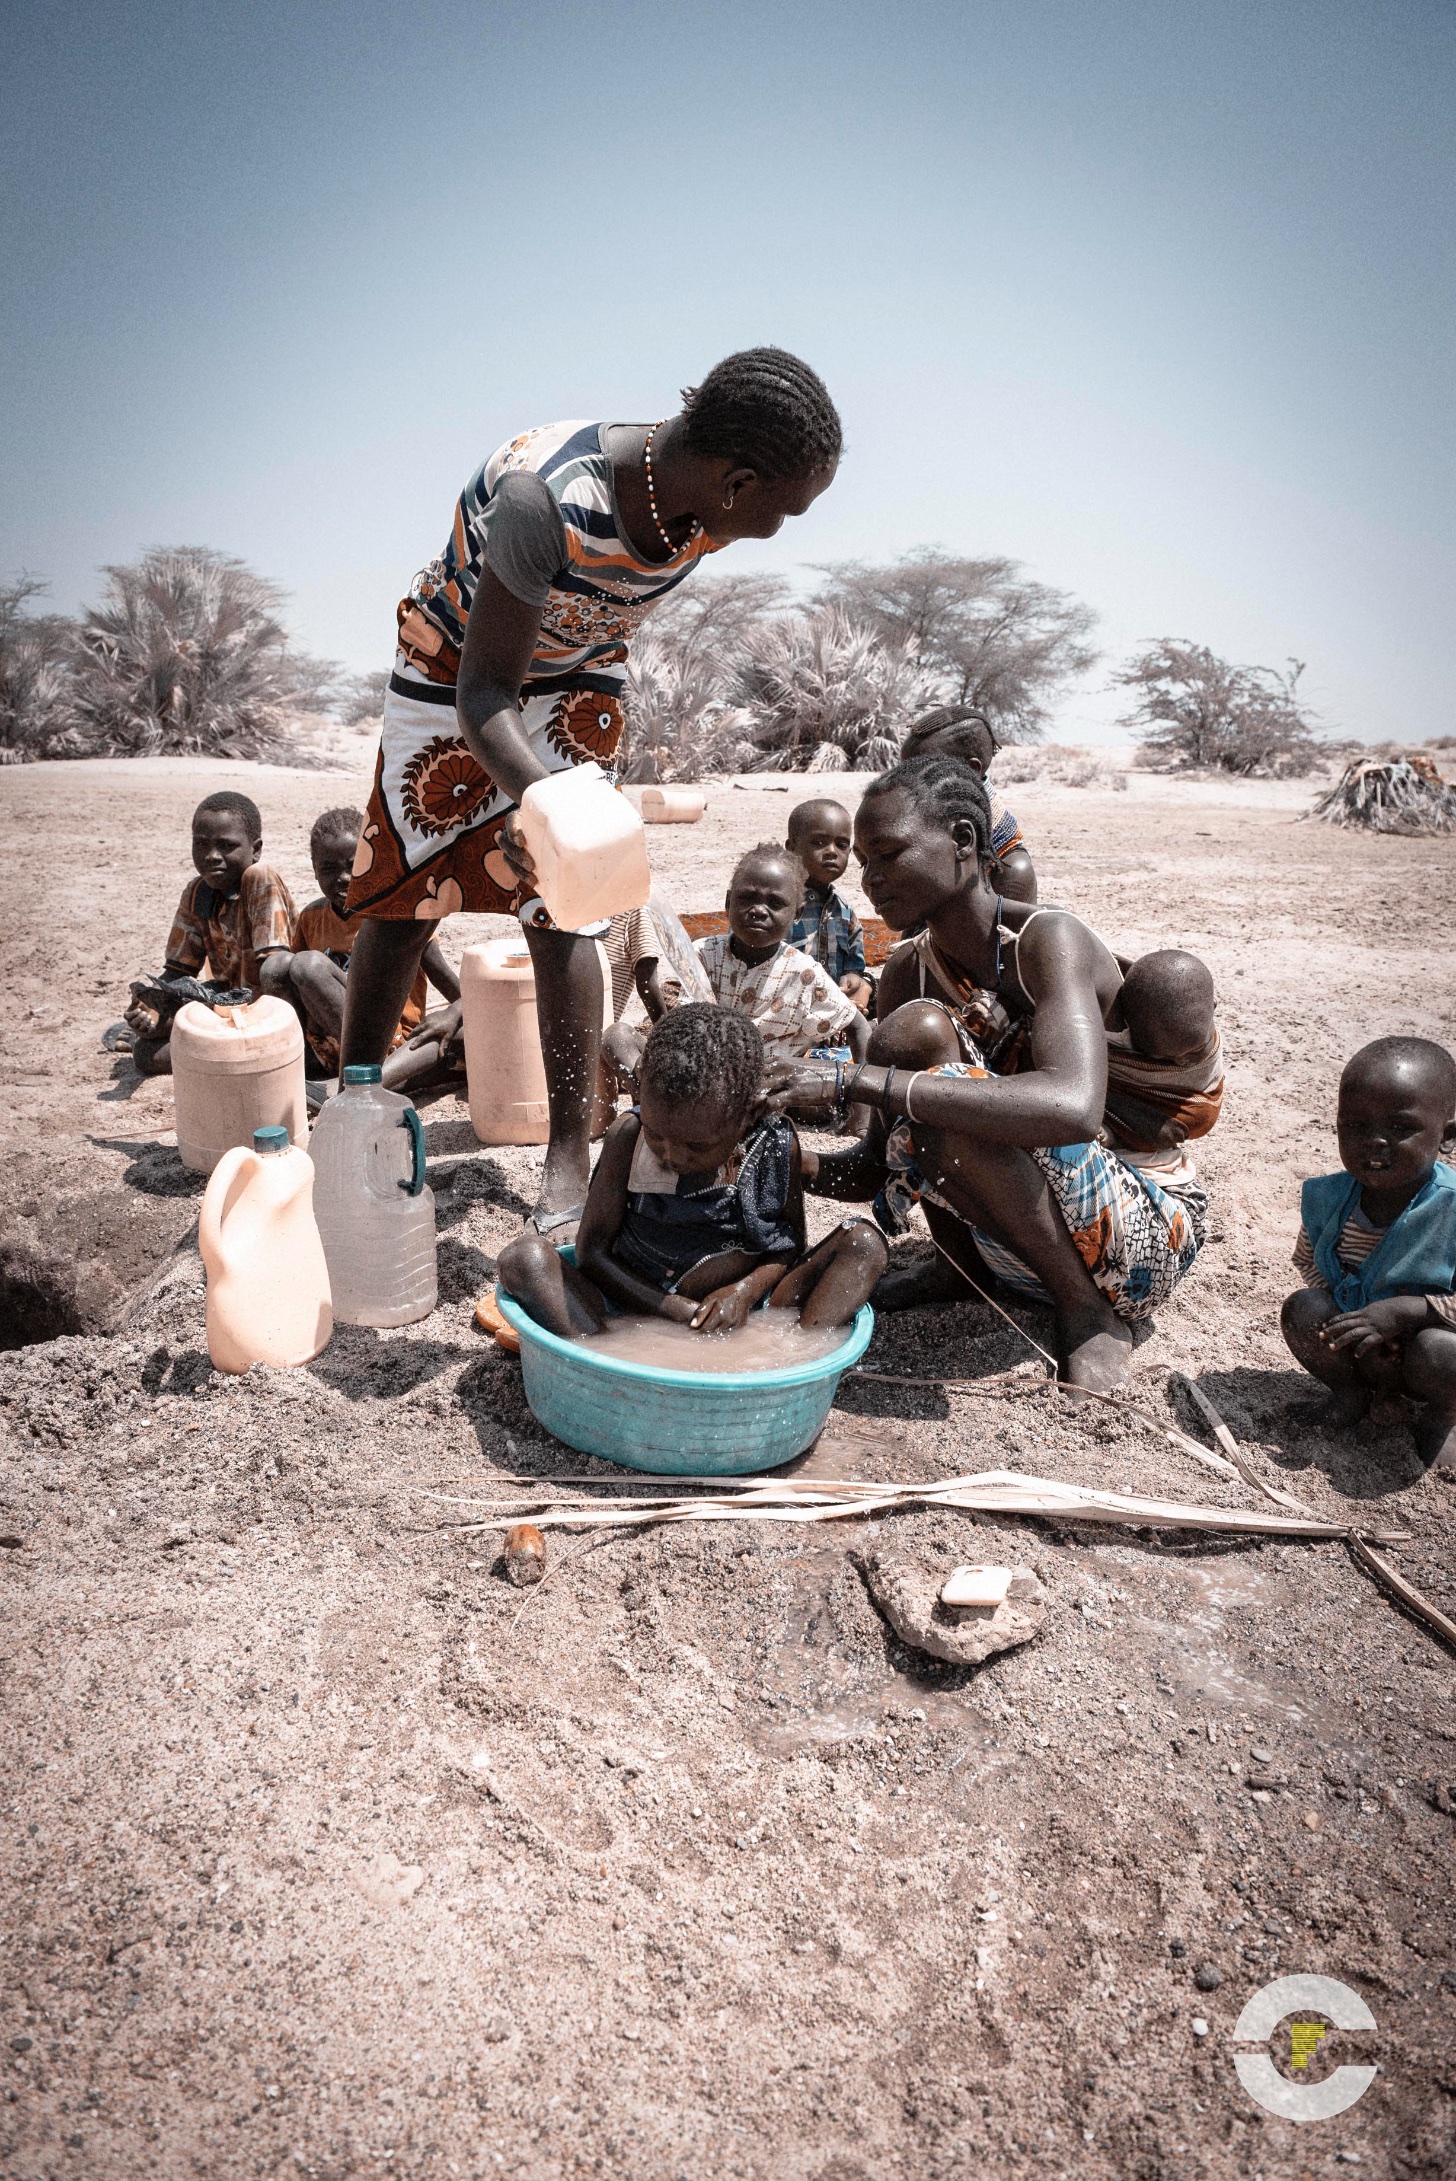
786,757,1213,1390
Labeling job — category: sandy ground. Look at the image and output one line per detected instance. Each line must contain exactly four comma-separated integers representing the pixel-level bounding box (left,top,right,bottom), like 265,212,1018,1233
1,754,1455,2179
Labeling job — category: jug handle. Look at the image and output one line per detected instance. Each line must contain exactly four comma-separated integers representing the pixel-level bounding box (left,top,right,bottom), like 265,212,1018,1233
200,1145,258,1274
398,1107,426,1195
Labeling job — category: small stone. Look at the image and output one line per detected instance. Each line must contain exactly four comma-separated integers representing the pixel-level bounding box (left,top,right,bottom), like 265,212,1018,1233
1440,1969,1456,1994
504,1523,546,1587
1303,1810,1322,1831
1191,2018,1209,2038
1193,1961,1223,1992
480,2013,512,2043
356,1853,425,1909
10,2039,32,2055
1169,1939,1186,1958
1251,1747,1273,1765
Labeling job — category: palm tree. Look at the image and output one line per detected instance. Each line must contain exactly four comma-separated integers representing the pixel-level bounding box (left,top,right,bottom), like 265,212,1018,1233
70,547,332,757
726,606,940,772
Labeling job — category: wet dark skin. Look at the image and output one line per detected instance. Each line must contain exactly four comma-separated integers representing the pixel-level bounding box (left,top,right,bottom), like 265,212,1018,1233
1281,1048,1456,1466
340,420,837,1222
126,810,283,1077
496,1085,885,1339
782,784,1136,1390
266,825,459,1083
786,799,876,1009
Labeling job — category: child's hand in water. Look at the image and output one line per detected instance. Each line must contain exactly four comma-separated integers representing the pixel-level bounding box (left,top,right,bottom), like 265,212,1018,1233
688,1281,757,1334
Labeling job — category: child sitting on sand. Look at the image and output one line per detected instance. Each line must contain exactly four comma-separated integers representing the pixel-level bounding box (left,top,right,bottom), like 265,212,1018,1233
1282,1036,1456,1469
282,807,460,1088
785,798,874,1011
498,1007,887,1338
125,792,296,1077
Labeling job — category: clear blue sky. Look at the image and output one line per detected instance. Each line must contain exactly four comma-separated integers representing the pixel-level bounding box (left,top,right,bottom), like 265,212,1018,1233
3,0,1452,742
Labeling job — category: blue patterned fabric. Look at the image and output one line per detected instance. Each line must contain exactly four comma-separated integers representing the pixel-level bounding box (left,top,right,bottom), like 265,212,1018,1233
790,885,865,985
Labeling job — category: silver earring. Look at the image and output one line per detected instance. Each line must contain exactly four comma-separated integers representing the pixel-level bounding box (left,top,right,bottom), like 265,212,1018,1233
722,491,735,509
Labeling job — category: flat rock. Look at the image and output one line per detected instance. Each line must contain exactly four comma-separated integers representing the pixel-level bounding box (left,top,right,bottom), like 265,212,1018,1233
356,1853,425,1909
855,1551,1047,1665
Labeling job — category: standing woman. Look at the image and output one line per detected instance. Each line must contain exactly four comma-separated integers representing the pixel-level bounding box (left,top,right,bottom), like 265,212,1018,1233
341,349,842,1230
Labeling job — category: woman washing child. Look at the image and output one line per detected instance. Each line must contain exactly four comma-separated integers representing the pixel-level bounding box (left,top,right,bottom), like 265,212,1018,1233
340,348,843,1236
782,754,1221,1392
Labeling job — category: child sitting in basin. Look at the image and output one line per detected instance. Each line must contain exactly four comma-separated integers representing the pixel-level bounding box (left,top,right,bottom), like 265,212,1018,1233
497,1005,887,1338
1282,1036,1456,1469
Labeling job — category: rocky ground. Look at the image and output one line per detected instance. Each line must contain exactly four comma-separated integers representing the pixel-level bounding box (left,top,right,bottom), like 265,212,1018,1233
1,755,1454,2179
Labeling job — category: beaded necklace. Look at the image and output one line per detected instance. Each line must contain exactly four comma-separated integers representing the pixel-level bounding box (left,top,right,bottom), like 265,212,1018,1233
643,422,702,561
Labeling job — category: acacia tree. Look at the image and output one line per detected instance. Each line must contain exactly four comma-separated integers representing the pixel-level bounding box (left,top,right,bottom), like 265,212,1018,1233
812,548,1099,742
70,546,336,758
1115,640,1319,775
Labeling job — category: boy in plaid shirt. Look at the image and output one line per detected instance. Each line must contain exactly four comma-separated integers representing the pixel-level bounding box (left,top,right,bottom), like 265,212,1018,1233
785,799,873,1011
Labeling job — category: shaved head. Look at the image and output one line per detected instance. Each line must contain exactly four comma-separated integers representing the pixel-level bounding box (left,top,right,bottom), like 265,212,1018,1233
787,797,852,840
1342,1036,1456,1115
1119,949,1217,1061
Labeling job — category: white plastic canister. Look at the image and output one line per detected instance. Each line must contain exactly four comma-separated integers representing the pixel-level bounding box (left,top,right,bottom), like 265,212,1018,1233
515,762,652,930
171,996,307,1174
199,1125,333,1372
460,935,615,1145
641,785,707,824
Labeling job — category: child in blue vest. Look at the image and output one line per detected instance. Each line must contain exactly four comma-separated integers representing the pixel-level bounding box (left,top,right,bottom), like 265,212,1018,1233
1282,1036,1456,1468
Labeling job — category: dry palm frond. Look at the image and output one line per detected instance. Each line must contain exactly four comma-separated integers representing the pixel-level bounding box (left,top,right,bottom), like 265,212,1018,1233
1312,757,1456,835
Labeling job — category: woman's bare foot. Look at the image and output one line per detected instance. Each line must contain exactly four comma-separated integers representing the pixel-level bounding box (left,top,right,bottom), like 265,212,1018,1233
1059,1303,1133,1394
1413,1407,1456,1471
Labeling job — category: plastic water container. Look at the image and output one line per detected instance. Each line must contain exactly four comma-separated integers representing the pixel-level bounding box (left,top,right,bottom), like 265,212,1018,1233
641,785,707,824
199,1125,333,1372
460,936,615,1146
516,761,651,930
308,1065,437,1326
171,996,307,1174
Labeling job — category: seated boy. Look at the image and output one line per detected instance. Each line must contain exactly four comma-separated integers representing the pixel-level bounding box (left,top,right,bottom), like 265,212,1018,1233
1282,1036,1456,1469
900,708,1036,903
125,792,295,1076
785,798,875,1011
601,846,871,1092
281,807,460,1090
497,1005,886,1338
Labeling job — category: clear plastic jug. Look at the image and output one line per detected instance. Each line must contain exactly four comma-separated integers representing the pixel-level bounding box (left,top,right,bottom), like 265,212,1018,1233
308,1065,437,1326
516,761,652,930
199,1126,333,1373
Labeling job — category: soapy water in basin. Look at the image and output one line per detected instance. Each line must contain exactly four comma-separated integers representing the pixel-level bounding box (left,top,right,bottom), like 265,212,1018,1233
576,1312,846,1375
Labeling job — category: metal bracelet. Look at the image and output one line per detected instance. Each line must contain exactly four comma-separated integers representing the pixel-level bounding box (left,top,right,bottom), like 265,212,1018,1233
880,1066,898,1118
902,1070,925,1125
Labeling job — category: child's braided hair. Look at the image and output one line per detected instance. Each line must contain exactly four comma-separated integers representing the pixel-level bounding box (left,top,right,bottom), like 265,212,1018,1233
861,753,994,860
310,806,364,856
680,348,842,482
640,1004,764,1123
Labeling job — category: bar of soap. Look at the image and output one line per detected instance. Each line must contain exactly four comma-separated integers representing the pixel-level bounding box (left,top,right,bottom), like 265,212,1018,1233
940,1565,1013,1608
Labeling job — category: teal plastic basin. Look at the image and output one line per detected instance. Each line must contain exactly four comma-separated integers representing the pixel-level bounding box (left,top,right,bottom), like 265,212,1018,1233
495,1257,874,1475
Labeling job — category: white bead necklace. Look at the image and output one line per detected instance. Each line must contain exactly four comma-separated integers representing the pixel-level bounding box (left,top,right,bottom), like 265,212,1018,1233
643,421,701,561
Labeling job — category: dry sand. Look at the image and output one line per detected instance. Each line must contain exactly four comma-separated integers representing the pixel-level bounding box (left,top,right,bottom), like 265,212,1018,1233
1,754,1454,2179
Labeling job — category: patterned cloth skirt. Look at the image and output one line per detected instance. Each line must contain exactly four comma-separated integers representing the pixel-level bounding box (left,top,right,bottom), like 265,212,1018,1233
344,663,625,929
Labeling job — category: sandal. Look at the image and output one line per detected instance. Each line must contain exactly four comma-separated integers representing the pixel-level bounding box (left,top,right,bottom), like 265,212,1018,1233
474,1286,521,1354
528,1203,584,1239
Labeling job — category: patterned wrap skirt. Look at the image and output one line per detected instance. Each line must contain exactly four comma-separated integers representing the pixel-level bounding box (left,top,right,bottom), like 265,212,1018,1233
345,661,626,932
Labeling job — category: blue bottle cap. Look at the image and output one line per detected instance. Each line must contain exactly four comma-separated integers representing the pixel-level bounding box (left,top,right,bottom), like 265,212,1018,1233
342,1064,383,1085
253,1126,290,1153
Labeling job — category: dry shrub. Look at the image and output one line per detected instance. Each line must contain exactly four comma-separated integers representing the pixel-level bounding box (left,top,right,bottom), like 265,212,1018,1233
992,742,1129,791
1313,757,1456,835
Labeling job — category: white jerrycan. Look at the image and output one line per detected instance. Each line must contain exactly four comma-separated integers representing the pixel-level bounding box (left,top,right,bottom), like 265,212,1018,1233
516,761,652,930
199,1126,333,1372
307,1065,437,1327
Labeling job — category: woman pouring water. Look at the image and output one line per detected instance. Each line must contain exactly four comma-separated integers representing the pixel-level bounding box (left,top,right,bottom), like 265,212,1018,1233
340,349,843,1234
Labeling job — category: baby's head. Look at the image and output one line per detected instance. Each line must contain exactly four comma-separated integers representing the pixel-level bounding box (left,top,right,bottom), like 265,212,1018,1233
869,1000,964,1073
786,798,853,893
190,791,262,895
1338,1037,1456,1195
725,843,805,953
310,806,362,917
638,1005,765,1175
900,707,998,777
1119,950,1217,1064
